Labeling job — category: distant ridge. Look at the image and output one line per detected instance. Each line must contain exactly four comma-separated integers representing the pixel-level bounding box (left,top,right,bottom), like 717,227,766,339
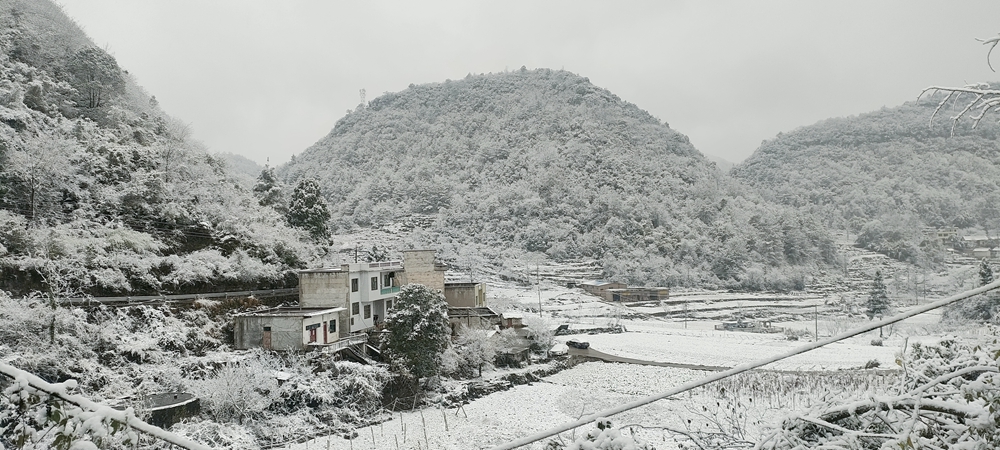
731,96,1000,264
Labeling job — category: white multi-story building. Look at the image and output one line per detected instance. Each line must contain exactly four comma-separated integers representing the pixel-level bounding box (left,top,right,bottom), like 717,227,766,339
234,249,446,350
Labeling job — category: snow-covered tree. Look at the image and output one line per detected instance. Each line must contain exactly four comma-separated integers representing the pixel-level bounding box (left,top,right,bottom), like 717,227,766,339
192,351,280,424
252,165,284,210
866,270,890,322
523,314,557,358
286,177,330,241
383,284,450,381
980,257,995,287
455,326,497,378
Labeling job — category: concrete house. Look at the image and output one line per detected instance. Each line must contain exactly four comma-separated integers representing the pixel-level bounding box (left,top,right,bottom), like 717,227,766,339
233,307,344,351
234,249,446,350
235,249,509,350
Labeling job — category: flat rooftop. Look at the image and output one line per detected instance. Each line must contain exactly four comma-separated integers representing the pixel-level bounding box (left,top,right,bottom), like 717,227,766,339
235,306,345,318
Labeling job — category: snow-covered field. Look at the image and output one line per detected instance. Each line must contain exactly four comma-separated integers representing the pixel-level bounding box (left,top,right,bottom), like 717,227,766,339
285,252,986,450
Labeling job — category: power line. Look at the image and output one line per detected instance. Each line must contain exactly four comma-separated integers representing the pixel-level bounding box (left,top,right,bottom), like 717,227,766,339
489,278,1000,450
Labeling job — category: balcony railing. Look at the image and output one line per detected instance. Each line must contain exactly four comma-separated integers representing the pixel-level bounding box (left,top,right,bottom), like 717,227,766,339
368,261,402,269
380,286,401,295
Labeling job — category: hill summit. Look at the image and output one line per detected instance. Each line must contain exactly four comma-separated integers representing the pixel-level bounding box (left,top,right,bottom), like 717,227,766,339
280,68,836,287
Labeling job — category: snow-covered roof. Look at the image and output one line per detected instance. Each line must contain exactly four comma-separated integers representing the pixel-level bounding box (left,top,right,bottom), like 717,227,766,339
235,307,345,318
581,280,614,287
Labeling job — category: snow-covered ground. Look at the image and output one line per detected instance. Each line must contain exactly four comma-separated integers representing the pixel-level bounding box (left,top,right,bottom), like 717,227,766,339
285,251,987,450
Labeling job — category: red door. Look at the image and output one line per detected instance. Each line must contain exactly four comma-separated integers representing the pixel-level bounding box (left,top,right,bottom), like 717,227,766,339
309,328,317,343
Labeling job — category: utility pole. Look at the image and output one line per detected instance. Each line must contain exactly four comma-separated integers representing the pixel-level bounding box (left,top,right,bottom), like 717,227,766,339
814,305,818,342
536,265,542,317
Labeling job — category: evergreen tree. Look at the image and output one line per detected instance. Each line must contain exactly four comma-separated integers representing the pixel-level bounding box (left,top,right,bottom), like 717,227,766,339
364,245,388,263
286,177,330,241
253,165,284,210
867,270,890,322
979,258,995,288
383,284,450,381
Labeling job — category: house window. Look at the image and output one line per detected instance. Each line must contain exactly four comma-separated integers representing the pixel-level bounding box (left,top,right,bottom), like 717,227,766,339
351,278,359,292
352,302,360,315
384,272,395,287
364,304,372,319
386,300,392,310
329,320,336,332
371,276,378,291
350,317,354,326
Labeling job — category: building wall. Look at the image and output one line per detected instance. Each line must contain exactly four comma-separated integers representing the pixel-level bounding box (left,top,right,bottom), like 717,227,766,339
234,316,303,350
444,283,485,307
401,250,445,292
301,311,341,345
299,267,350,309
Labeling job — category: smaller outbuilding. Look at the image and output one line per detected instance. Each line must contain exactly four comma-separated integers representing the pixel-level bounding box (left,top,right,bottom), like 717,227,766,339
447,306,500,335
233,307,345,351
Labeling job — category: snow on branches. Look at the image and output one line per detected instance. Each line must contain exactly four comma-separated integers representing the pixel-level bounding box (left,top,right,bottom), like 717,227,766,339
920,33,1000,134
0,362,210,450
758,337,1000,449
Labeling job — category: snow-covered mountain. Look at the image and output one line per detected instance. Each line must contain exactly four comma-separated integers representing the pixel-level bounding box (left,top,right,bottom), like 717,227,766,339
280,69,837,288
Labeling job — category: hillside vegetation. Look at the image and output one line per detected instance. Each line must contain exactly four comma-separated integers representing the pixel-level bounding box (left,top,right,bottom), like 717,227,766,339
0,0,311,297
280,69,837,288
731,96,1000,265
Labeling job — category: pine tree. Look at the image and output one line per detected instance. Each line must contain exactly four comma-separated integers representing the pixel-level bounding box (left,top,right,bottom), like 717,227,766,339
286,178,330,241
979,258,995,288
252,165,284,210
383,284,450,381
867,270,890,321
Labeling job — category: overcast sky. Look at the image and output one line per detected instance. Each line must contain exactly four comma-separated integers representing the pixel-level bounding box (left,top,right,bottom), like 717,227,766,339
57,0,1000,166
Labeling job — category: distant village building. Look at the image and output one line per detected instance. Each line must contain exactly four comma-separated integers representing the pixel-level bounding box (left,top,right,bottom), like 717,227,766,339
923,227,958,247
608,287,670,303
234,249,498,350
579,280,668,304
579,280,626,302
955,235,999,260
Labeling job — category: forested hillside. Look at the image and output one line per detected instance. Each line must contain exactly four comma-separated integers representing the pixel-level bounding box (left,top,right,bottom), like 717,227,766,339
731,96,1000,265
0,0,311,297
280,69,837,288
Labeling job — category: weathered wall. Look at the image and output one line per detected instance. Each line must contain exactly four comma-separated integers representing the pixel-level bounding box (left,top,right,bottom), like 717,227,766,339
234,316,303,350
401,250,445,292
444,283,485,307
299,268,349,308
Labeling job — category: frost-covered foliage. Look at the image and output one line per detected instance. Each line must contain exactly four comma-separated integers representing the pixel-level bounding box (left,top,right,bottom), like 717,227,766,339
547,419,653,450
384,284,450,380
523,314,558,358
277,359,391,423
760,337,1000,449
450,326,497,378
281,69,838,289
0,0,313,296
0,369,142,450
190,350,280,424
0,291,394,448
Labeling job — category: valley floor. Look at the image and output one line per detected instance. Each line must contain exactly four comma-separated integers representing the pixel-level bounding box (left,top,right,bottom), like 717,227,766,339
285,252,985,450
